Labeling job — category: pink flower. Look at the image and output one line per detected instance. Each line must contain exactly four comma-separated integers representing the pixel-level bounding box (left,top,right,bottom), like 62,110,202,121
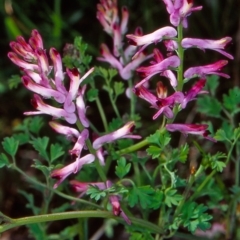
126,27,177,47
64,67,94,113
184,60,230,80
135,55,180,88
92,121,141,149
76,85,90,128
24,94,77,124
51,154,95,189
22,75,66,103
69,129,89,156
133,84,184,119
166,123,217,142
181,37,233,59
181,79,207,109
49,121,80,141
162,0,202,28
109,194,131,224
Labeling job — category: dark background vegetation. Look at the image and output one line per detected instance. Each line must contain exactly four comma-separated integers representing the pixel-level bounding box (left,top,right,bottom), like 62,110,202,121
0,0,239,239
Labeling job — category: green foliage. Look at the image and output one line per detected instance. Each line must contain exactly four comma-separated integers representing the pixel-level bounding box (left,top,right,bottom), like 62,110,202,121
205,75,219,96
197,95,222,118
146,130,171,159
180,202,212,233
50,143,64,163
0,153,9,168
30,137,49,161
223,87,240,114
8,75,21,89
86,88,99,102
115,157,131,178
2,137,19,157
164,189,182,208
171,144,189,163
128,186,162,209
203,152,227,172
87,185,106,201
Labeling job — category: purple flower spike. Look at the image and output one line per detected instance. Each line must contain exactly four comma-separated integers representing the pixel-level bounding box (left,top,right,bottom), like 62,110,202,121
181,37,233,59
181,79,206,109
166,123,217,142
184,60,230,80
92,121,141,149
25,94,77,124
51,154,95,189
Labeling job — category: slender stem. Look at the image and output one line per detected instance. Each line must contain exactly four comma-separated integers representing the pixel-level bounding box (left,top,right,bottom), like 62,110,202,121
177,24,184,92
0,211,164,234
116,139,149,155
128,78,136,119
133,162,141,186
90,82,108,131
109,92,121,119
95,96,109,132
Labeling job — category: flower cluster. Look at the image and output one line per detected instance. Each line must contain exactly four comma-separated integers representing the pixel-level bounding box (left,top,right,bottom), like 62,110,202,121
97,0,152,81
126,0,233,142
8,29,141,223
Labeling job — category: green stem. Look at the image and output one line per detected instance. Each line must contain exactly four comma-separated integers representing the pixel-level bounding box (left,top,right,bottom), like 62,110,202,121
95,96,109,132
0,211,164,234
109,93,121,119
116,139,149,155
90,82,108,132
128,78,136,119
177,24,184,92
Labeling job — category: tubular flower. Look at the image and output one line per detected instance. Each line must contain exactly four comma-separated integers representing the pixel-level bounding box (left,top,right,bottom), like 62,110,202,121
162,0,202,28
135,55,180,88
181,37,233,59
49,121,80,141
166,123,217,142
184,60,230,80
64,67,94,113
25,94,77,124
22,75,66,104
76,85,90,128
133,83,184,119
51,154,95,189
69,129,89,156
126,27,177,47
92,121,141,150
181,79,207,109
